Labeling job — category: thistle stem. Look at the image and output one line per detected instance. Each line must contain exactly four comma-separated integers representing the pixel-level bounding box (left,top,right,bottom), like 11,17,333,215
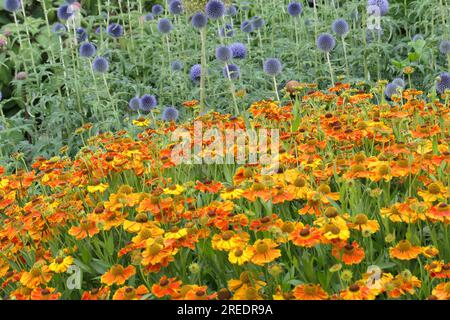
326,52,335,87
273,76,280,102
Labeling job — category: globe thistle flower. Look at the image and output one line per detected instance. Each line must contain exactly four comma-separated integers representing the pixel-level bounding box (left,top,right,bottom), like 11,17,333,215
392,78,405,88
51,23,67,36
252,16,265,30
162,106,179,121
216,45,232,62
92,56,109,73
157,18,173,34
230,42,247,59
412,34,423,41
152,4,164,15
139,94,157,112
3,0,21,12
439,40,450,55
79,42,96,58
240,20,254,33
57,4,74,21
332,19,349,37
287,2,302,17
205,0,225,20
0,90,2,101
367,0,389,16
225,5,237,16
129,96,140,111
384,83,400,99
169,0,184,15
223,64,240,80
191,11,208,29
263,58,282,76
107,23,124,38
171,60,183,72
76,28,88,42
316,33,336,52
15,71,27,80
219,24,234,38
436,72,450,94
189,64,202,83
144,13,155,21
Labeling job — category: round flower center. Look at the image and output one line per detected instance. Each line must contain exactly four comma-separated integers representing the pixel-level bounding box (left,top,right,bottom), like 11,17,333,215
304,284,317,295
294,177,306,188
351,164,365,173
299,228,310,237
30,268,41,278
222,231,234,241
135,213,148,223
325,207,338,218
428,183,441,195
159,278,169,286
41,289,50,296
255,241,269,254
349,284,360,292
354,214,368,225
140,228,153,239
124,287,136,298
148,243,162,255
217,288,231,300
377,164,390,175
398,240,412,252
245,287,258,299
196,290,205,297
282,222,295,233
111,265,124,276
234,249,243,257
318,184,331,194
325,224,340,235
55,257,64,264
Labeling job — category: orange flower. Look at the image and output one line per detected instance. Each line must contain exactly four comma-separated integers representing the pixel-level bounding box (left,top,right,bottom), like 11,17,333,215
81,287,111,300
68,219,100,240
289,224,321,248
113,285,149,300
431,282,450,300
418,181,449,202
151,276,182,298
293,284,328,300
101,264,136,286
348,213,379,234
340,283,375,300
389,240,422,260
195,180,223,193
30,287,61,300
20,264,52,289
211,230,249,251
250,239,281,266
332,241,365,265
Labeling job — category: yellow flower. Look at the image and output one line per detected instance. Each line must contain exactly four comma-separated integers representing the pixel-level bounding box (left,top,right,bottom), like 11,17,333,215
228,246,254,266
163,184,185,195
49,256,74,273
220,187,244,200
87,183,109,193
132,118,150,127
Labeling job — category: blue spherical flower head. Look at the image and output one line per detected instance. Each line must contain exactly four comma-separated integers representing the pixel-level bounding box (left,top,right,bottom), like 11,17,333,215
439,40,450,55
129,96,140,111
189,64,202,83
144,13,155,21
4,0,21,12
223,64,240,80
230,42,247,59
107,23,124,38
152,4,164,15
169,0,183,15
317,33,336,52
57,4,74,20
157,18,173,34
205,0,225,20
139,94,157,112
252,16,265,30
92,56,109,73
332,19,349,37
384,83,400,99
79,42,96,58
216,46,232,62
240,20,254,33
287,2,302,17
412,34,423,41
264,58,282,77
437,72,450,94
392,78,405,88
368,0,389,16
51,23,67,36
225,5,237,16
76,28,88,42
162,106,179,122
191,12,208,29
171,61,183,72
219,24,234,38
